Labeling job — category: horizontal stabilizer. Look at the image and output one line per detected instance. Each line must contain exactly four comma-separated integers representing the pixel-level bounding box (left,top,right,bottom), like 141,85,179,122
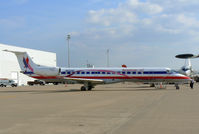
3,49,26,54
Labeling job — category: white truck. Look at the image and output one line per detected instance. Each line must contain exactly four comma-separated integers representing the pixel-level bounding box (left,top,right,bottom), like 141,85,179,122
0,79,18,87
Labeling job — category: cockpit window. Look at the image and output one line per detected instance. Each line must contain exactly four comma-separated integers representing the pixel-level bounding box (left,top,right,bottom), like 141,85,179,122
166,69,170,73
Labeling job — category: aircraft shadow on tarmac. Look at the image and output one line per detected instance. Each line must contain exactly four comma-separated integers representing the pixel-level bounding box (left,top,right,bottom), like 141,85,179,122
0,86,170,94
93,88,170,92
0,89,80,94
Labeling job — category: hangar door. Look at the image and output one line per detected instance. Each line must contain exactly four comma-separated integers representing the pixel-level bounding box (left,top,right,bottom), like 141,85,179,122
11,72,19,84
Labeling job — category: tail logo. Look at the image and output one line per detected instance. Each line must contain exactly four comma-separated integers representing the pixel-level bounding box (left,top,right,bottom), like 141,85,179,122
23,57,34,72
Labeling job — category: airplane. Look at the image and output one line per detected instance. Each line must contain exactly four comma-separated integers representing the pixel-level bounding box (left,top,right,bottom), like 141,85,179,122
4,50,191,90
175,53,199,81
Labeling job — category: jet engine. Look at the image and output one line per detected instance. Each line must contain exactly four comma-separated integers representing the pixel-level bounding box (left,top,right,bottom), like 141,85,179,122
34,67,61,76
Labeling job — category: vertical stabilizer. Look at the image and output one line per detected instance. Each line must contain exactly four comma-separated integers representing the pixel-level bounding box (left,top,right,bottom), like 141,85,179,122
3,50,37,73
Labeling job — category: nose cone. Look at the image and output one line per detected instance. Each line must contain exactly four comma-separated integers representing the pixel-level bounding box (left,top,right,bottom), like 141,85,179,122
176,73,191,81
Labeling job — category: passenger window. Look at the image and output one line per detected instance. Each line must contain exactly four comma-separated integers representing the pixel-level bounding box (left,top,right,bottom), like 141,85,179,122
76,72,80,74
61,72,66,74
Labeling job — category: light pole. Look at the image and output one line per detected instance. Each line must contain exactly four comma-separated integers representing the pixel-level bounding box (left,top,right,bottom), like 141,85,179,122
107,49,109,67
67,34,71,68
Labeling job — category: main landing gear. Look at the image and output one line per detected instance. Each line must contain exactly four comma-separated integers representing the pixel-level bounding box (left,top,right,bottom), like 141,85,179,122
81,85,94,91
175,83,180,90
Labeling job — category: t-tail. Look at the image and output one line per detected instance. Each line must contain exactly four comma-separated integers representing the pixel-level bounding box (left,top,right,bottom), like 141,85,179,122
4,50,36,74
3,50,61,76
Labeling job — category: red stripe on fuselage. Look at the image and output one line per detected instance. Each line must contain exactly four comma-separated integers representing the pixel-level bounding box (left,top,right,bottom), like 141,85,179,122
31,76,190,80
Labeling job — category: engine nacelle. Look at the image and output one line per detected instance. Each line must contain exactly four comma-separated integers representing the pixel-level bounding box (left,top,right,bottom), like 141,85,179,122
34,67,61,76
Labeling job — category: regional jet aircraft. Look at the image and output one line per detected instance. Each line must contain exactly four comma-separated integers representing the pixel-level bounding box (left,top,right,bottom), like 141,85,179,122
4,50,191,90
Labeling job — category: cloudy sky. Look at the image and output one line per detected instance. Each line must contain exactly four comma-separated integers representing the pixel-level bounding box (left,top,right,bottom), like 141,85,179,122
1,0,199,69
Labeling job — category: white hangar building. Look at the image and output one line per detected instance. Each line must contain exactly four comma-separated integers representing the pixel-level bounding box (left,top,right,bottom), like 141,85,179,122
0,43,57,85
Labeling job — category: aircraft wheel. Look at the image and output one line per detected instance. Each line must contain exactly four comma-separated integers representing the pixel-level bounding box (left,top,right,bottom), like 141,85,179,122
53,82,58,85
87,86,92,91
176,85,180,90
81,86,86,91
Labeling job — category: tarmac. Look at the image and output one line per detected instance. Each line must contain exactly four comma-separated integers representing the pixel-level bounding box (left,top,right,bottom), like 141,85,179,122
0,83,199,134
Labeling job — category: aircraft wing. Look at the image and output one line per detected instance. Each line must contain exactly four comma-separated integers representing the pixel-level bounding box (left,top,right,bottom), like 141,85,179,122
64,77,104,84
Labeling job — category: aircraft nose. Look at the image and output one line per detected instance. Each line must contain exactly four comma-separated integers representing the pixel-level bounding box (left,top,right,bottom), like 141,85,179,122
178,74,191,80
184,76,191,80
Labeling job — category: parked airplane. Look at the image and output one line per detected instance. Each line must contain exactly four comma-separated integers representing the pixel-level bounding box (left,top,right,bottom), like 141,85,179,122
175,53,199,81
4,50,191,90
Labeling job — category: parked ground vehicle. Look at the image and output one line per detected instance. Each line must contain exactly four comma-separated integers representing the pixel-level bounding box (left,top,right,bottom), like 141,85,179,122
27,80,45,86
0,79,18,87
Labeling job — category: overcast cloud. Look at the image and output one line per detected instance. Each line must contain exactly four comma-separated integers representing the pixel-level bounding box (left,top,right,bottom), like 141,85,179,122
71,0,199,68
